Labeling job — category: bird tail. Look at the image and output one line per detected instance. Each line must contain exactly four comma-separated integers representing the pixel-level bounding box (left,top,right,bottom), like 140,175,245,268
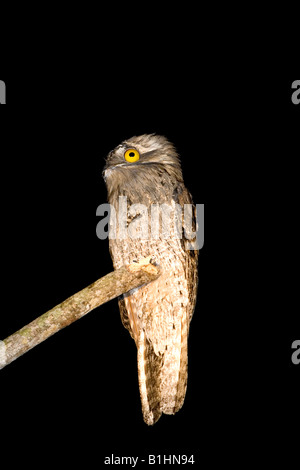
137,331,163,425
160,315,188,415
137,316,188,425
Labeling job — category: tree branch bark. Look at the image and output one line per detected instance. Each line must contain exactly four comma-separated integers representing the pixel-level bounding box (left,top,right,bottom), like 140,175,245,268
0,257,160,370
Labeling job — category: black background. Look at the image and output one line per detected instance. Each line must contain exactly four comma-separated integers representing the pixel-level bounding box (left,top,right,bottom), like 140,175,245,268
0,55,299,467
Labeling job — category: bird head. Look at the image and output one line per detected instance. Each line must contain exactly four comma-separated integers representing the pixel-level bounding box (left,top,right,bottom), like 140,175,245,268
103,134,182,181
102,134,184,205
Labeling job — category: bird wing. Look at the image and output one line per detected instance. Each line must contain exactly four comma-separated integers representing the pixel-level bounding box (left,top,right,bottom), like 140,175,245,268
172,183,199,323
118,295,138,342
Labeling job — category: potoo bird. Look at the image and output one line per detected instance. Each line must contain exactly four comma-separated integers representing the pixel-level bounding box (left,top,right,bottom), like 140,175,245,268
103,134,198,425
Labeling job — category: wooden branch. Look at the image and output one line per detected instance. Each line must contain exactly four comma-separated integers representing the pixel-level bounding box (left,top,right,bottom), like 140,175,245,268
0,257,160,370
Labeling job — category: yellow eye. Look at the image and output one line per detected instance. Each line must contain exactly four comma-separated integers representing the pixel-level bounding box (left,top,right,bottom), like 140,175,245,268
124,148,140,163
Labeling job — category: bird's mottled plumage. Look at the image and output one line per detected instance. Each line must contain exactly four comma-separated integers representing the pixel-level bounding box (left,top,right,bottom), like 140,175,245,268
103,134,198,425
